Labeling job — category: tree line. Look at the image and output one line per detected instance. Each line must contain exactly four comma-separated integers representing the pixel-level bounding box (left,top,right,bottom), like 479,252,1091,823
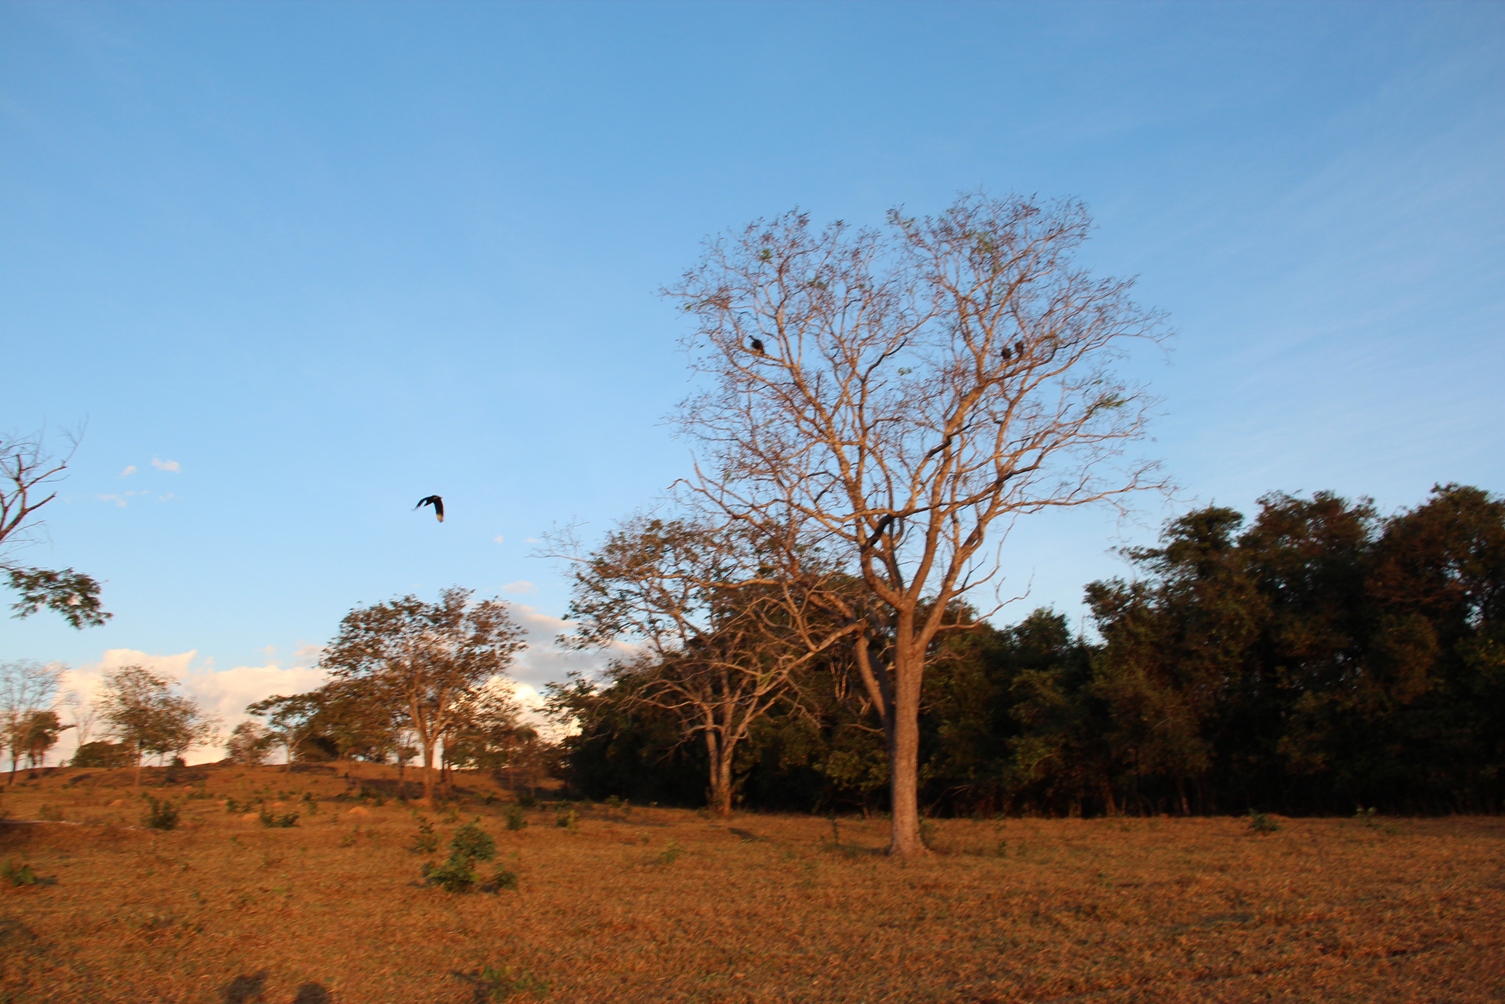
549,484,1505,818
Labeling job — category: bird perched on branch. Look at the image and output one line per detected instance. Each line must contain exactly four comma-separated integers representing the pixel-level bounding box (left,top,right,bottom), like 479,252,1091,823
749,337,765,354
414,495,444,522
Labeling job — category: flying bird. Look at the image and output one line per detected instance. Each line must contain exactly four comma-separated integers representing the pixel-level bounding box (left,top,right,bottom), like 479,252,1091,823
749,337,765,354
414,495,445,522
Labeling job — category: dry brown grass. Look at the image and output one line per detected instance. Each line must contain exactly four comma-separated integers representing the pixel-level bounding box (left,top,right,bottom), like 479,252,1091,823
0,764,1501,1003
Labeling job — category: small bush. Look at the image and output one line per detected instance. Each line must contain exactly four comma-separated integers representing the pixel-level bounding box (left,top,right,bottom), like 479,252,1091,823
422,854,477,893
300,792,319,814
1,859,38,887
410,815,439,854
554,808,578,832
488,867,519,892
503,805,527,831
258,808,299,828
516,793,537,809
654,840,682,866
1248,810,1280,834
141,796,180,831
451,820,496,863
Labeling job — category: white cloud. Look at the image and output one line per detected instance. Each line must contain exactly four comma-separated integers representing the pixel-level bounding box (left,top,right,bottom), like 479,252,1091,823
493,535,505,544
157,493,175,502
501,580,535,594
119,465,137,477
98,490,148,507
151,457,181,472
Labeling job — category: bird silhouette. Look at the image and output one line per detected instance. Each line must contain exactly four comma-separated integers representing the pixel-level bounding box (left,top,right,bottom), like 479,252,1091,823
1015,339,1025,358
414,495,444,522
1000,345,1012,360
749,337,765,354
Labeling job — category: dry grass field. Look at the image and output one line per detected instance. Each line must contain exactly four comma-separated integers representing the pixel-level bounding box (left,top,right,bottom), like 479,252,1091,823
0,764,1501,1004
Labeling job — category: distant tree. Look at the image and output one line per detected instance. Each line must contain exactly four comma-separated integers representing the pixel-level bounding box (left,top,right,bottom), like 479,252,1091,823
0,431,110,629
95,666,218,785
21,710,67,768
668,193,1166,853
246,692,323,772
71,741,133,768
1,660,65,784
443,679,534,775
224,720,272,765
320,587,524,806
553,516,844,816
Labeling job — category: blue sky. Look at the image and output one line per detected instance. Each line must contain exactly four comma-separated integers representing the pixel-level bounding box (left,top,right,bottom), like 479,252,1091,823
2,1,1501,749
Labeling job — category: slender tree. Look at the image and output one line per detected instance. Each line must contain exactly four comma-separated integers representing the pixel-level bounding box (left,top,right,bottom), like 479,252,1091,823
320,587,524,807
668,193,1165,853
1,660,65,784
95,666,217,785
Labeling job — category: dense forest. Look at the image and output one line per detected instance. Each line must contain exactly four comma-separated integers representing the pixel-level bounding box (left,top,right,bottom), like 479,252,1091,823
549,485,1505,817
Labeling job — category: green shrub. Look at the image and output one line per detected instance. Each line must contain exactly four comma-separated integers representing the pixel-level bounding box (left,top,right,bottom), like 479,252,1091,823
1,859,37,887
422,854,477,893
503,805,526,831
488,867,519,892
451,820,496,863
410,815,439,854
554,808,578,831
654,840,682,866
258,808,299,828
70,741,132,768
141,795,180,831
1248,810,1280,834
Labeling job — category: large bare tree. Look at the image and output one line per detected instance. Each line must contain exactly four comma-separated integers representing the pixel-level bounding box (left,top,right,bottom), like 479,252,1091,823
0,430,109,629
668,193,1166,855
320,587,524,807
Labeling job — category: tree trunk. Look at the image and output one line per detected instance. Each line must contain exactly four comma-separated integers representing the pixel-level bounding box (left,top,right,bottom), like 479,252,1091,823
421,740,436,807
886,644,927,857
134,742,143,788
704,730,734,817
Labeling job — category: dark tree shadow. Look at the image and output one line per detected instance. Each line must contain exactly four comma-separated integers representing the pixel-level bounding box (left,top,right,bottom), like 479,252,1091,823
222,971,268,1004
291,983,331,1004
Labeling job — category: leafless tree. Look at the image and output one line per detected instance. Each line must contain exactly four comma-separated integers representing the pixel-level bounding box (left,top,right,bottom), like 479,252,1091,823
0,430,109,628
667,193,1167,854
1,660,66,783
552,515,848,816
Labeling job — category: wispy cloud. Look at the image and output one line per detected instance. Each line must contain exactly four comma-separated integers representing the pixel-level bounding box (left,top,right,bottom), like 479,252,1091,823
151,457,181,472
98,490,148,507
119,465,137,477
501,580,535,594
493,535,505,545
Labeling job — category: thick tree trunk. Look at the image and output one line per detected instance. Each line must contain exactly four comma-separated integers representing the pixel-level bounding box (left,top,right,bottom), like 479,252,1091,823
705,730,734,817
887,644,927,857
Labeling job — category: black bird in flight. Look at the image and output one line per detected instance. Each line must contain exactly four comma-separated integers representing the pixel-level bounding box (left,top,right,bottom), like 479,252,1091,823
414,495,445,522
749,337,765,354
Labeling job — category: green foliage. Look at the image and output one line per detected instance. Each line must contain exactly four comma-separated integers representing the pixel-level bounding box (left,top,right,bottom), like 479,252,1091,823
554,807,578,831
69,740,132,768
421,854,476,893
450,820,496,863
1,859,38,887
423,820,497,894
258,808,299,828
503,805,527,831
141,795,180,831
409,815,438,854
1248,810,1280,834
653,840,682,865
